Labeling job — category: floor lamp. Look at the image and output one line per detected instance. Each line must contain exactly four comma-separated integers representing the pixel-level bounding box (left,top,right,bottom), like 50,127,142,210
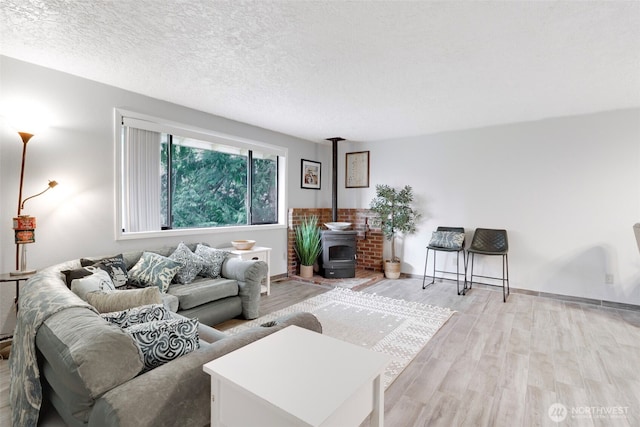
10,130,58,276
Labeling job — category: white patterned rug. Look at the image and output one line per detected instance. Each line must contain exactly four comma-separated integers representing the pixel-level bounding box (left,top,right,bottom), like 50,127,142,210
226,287,455,389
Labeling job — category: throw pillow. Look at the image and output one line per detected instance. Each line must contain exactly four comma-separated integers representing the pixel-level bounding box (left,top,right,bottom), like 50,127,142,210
169,242,205,284
125,318,200,372
86,287,163,313
429,231,465,250
62,265,97,288
127,252,181,292
101,303,172,328
71,270,116,301
195,244,229,279
80,254,128,288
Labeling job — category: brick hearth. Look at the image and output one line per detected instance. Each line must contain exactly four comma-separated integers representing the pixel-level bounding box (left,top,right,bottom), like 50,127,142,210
287,208,384,277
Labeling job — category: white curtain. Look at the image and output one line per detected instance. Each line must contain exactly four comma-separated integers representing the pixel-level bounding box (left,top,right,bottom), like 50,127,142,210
124,127,162,232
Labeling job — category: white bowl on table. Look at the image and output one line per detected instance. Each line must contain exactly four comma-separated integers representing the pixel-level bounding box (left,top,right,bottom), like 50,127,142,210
231,240,256,250
324,222,352,231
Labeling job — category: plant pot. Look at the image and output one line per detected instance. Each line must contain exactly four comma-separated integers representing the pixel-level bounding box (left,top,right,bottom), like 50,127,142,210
384,260,401,279
300,264,314,279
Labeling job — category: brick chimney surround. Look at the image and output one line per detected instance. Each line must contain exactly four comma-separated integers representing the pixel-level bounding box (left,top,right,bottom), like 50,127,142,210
287,208,384,277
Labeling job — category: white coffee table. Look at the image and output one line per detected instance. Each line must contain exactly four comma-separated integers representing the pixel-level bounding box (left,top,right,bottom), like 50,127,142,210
203,325,390,427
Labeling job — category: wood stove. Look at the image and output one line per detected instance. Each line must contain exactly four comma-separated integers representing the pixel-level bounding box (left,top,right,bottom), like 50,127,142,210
318,136,357,278
321,230,357,278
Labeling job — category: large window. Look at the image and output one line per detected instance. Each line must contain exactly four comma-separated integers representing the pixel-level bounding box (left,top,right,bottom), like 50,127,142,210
116,110,286,238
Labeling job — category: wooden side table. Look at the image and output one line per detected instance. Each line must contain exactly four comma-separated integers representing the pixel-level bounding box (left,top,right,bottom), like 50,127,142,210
222,246,272,295
0,272,34,312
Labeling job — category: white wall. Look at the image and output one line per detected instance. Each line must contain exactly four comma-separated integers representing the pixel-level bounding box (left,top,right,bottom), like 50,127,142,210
337,109,640,305
0,56,332,335
2,56,639,338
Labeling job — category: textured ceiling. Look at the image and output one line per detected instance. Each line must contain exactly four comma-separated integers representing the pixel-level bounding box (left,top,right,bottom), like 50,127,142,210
1,0,639,142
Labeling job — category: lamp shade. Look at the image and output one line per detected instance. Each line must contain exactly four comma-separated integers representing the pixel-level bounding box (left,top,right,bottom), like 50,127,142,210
3,100,51,135
13,215,36,244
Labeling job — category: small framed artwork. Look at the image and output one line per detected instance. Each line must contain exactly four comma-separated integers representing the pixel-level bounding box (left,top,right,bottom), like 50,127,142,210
345,151,370,188
301,159,321,190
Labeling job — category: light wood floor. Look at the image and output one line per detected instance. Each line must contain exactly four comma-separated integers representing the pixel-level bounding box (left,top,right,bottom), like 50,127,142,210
2,278,640,426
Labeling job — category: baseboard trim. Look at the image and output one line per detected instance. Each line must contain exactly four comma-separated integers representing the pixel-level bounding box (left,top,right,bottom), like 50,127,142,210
515,288,640,312
406,274,640,312
601,300,640,311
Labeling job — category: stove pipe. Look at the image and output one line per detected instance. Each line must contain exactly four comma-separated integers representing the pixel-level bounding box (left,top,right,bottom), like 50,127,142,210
326,137,345,222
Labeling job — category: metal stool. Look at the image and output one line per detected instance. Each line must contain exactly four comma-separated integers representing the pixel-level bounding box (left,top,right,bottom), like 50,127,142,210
422,226,467,295
467,228,510,302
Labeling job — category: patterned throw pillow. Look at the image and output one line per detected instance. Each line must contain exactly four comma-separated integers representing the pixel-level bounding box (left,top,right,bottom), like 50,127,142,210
128,252,182,293
70,269,116,301
429,231,465,250
80,254,128,288
101,304,172,328
169,242,205,284
125,318,200,372
195,244,229,279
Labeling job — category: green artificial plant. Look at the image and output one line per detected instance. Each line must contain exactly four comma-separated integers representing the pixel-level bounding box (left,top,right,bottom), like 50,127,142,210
294,215,322,266
369,184,420,262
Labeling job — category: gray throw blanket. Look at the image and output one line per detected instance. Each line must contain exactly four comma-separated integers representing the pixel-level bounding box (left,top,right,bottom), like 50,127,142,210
9,264,96,427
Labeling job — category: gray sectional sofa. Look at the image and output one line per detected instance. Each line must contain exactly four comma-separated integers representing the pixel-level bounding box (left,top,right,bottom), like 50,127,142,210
9,243,323,427
119,242,267,326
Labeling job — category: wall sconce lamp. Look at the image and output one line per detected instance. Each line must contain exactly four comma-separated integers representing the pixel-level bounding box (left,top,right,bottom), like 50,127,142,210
10,130,58,276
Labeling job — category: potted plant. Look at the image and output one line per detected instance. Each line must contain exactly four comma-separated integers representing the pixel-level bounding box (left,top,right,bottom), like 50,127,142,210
294,215,322,278
369,184,420,279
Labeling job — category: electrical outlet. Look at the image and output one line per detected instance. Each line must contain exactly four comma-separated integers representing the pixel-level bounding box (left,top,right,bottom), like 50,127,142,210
605,274,614,285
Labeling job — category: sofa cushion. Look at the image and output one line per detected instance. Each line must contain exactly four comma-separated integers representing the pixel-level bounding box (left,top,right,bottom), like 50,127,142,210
80,254,129,288
195,244,228,279
128,252,181,292
100,304,171,328
162,293,180,312
124,318,200,372
167,277,238,310
169,242,205,284
71,270,115,301
86,287,162,313
36,307,144,423
178,297,242,327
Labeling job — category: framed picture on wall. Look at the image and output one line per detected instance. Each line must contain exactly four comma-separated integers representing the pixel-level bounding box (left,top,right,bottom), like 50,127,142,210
301,159,321,190
345,151,370,188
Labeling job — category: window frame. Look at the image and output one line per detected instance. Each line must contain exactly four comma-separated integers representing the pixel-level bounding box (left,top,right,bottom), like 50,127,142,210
114,108,287,241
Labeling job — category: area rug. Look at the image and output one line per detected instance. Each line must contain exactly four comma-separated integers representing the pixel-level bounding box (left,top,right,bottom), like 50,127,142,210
225,287,455,389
